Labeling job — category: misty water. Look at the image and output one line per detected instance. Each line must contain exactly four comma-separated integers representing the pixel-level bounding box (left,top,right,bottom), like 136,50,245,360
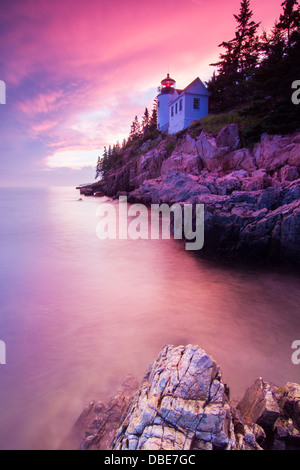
0,186,299,450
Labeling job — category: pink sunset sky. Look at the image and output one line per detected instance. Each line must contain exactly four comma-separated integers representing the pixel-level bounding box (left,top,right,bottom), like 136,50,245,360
0,0,284,186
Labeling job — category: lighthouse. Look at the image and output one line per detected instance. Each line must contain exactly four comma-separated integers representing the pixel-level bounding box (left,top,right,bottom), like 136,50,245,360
157,73,176,133
157,73,210,134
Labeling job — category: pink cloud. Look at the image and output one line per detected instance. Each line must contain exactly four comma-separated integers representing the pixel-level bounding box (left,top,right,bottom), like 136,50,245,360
3,0,283,86
19,91,64,116
32,120,59,133
0,0,285,181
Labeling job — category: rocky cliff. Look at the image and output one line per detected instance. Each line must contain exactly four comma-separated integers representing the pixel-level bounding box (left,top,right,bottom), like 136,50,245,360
72,344,300,451
78,124,300,263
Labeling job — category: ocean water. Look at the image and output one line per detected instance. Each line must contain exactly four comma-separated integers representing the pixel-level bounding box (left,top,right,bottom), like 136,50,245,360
0,186,299,450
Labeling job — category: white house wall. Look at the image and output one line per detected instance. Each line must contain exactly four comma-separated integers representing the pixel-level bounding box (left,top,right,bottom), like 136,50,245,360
168,95,185,134
168,93,209,134
184,93,209,124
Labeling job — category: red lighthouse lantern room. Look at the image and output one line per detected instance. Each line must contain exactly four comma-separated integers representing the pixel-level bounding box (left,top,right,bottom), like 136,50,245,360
161,73,176,89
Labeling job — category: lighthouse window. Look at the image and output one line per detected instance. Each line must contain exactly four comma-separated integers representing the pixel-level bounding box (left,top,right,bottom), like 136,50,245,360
175,103,178,114
179,99,183,111
171,106,174,117
193,98,200,110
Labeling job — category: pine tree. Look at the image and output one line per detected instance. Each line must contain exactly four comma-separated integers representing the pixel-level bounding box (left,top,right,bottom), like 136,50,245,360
95,156,102,179
208,41,240,111
103,146,108,161
115,140,121,153
149,101,158,132
276,0,300,50
238,0,300,142
209,0,260,110
142,107,150,135
233,0,261,79
260,24,285,62
129,115,141,141
211,0,260,79
95,147,108,178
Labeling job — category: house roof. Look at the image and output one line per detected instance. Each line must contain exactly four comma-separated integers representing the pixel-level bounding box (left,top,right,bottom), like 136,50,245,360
182,77,210,95
169,77,210,105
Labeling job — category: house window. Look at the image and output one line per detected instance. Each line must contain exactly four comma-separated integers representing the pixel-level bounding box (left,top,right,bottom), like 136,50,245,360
171,106,174,117
175,103,178,114
179,99,183,111
193,98,200,110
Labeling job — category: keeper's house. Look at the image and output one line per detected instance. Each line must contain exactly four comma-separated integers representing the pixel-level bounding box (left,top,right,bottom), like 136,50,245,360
157,74,210,134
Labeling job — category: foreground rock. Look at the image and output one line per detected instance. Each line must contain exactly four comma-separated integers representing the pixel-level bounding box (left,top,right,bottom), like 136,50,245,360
113,345,235,450
66,375,138,450
72,345,300,451
78,125,300,264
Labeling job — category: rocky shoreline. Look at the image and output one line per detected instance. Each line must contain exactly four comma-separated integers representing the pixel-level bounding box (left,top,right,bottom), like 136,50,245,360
78,124,300,264
73,127,300,451
71,344,300,451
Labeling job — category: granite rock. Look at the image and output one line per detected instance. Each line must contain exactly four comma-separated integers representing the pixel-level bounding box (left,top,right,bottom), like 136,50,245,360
73,345,300,451
78,126,300,263
113,345,236,451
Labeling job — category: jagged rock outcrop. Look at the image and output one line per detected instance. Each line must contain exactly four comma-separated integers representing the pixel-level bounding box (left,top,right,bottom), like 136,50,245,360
113,345,235,451
67,375,138,450
236,378,281,432
78,124,300,263
234,379,300,450
72,345,300,451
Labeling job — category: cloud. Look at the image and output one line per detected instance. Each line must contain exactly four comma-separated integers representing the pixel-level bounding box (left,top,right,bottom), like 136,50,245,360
32,120,59,133
47,148,100,170
19,91,64,116
0,0,285,186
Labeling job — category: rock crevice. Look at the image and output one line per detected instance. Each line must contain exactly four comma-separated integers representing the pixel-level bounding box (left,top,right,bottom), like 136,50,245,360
72,344,300,451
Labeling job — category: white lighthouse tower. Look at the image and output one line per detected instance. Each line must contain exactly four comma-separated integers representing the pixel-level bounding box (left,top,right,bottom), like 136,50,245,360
157,73,176,133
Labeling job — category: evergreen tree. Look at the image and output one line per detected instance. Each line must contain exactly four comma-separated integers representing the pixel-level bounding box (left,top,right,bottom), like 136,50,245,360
208,0,260,110
115,140,121,154
259,24,285,62
129,115,141,141
233,0,261,78
276,0,300,50
103,146,108,161
211,0,260,78
95,156,102,179
142,107,150,135
239,0,300,142
149,101,158,132
95,147,108,178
